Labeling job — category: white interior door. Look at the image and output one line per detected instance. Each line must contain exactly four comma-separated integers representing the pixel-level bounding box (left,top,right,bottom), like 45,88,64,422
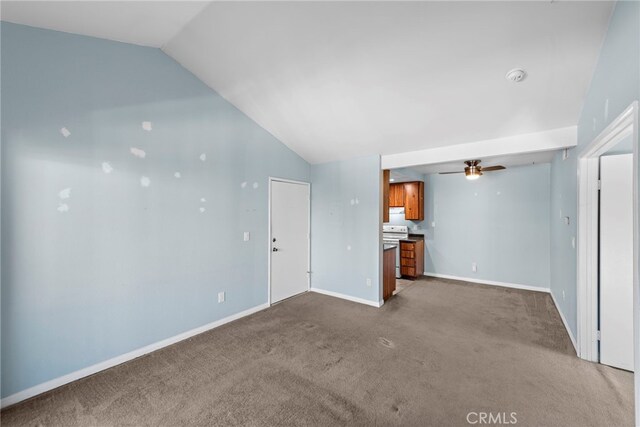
600,153,634,371
270,180,310,304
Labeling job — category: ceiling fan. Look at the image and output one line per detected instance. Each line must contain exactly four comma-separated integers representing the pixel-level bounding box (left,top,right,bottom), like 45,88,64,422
439,160,505,180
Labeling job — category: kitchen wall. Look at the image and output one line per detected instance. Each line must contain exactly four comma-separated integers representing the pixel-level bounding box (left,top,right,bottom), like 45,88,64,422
1,23,310,399
549,0,640,338
424,164,551,289
310,155,381,304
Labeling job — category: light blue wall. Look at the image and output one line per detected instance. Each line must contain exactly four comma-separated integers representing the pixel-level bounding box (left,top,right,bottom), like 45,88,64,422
424,164,551,289
310,155,381,303
550,1,640,338
1,23,310,398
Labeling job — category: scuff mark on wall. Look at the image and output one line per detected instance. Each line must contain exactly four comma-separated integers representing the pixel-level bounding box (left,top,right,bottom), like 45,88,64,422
101,162,113,174
60,127,71,138
241,182,247,188
252,182,258,189
174,172,181,178
57,203,69,213
200,198,206,203
140,176,151,187
142,121,152,131
199,207,206,213
130,147,146,159
199,153,206,161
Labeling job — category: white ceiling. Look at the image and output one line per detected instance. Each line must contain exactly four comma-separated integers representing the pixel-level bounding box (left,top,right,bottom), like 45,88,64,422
404,150,558,176
2,1,614,165
1,1,210,48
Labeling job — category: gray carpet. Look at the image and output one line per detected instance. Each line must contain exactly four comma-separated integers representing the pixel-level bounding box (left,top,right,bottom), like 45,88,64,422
2,277,634,426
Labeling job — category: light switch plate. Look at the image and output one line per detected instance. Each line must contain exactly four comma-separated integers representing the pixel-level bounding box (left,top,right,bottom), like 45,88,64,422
218,292,225,303
244,232,250,241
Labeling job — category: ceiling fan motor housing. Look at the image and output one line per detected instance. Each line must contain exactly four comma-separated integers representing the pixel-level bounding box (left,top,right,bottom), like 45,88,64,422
464,160,482,179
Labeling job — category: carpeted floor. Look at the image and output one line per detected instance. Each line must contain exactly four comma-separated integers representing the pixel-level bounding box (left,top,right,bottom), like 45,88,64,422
393,278,414,295
2,277,634,426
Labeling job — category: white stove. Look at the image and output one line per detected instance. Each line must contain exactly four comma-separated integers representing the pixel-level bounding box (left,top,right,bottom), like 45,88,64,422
383,225,408,278
383,225,408,244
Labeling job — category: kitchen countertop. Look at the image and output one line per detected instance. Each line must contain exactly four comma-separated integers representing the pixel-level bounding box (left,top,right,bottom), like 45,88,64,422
399,234,425,243
383,244,398,251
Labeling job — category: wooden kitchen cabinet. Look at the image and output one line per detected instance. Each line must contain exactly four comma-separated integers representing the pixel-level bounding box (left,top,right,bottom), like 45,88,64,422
400,239,424,279
383,170,390,223
389,183,405,207
383,246,396,300
403,181,424,220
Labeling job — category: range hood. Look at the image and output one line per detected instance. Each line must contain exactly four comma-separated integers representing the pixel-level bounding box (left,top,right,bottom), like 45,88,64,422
389,207,405,214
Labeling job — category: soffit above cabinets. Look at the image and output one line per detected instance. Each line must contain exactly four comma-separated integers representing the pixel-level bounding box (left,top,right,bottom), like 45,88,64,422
409,150,558,175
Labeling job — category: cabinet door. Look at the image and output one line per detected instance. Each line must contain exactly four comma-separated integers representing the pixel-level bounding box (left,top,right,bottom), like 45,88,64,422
389,183,404,207
383,170,390,223
404,181,424,220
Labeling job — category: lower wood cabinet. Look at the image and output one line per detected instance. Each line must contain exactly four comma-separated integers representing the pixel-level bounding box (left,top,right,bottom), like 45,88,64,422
400,239,424,279
383,246,396,301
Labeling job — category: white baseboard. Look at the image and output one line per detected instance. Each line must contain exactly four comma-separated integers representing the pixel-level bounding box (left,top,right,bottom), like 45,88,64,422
310,288,383,307
424,273,550,293
0,303,270,409
550,291,578,354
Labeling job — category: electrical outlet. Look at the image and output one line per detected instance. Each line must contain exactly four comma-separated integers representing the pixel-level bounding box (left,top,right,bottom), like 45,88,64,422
218,291,225,303
244,231,250,241
472,262,477,273
366,278,372,287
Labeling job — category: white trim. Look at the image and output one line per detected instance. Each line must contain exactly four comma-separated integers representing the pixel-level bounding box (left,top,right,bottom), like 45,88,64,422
550,290,577,354
424,273,550,293
576,101,638,364
310,287,383,308
0,303,270,409
381,126,576,169
268,177,311,306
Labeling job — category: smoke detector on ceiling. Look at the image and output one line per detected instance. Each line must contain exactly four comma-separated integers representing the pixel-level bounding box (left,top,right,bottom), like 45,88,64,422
505,68,527,83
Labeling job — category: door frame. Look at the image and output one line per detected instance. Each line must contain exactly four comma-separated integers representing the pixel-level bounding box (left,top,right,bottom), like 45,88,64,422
576,101,638,419
267,177,311,305
577,101,638,361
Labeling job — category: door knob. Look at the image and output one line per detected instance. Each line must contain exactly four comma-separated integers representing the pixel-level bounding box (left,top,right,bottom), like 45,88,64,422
272,247,279,252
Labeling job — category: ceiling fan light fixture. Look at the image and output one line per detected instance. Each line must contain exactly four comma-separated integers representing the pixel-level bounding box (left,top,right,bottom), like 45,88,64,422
465,166,482,180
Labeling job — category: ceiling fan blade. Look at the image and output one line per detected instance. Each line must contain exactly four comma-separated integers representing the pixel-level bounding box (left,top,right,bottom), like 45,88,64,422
482,165,506,172
439,171,464,174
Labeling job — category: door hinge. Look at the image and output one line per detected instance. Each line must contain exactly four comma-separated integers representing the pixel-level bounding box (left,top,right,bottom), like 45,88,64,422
597,330,601,341
597,179,602,190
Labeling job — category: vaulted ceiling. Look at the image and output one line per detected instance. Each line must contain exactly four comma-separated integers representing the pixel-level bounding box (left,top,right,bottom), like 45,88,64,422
2,1,614,164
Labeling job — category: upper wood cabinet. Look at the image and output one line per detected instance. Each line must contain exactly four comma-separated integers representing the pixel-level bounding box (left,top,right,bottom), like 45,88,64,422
389,183,405,207
403,181,424,221
383,170,390,223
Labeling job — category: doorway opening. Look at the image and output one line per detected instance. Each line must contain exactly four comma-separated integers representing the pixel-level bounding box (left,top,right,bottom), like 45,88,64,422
576,101,638,418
